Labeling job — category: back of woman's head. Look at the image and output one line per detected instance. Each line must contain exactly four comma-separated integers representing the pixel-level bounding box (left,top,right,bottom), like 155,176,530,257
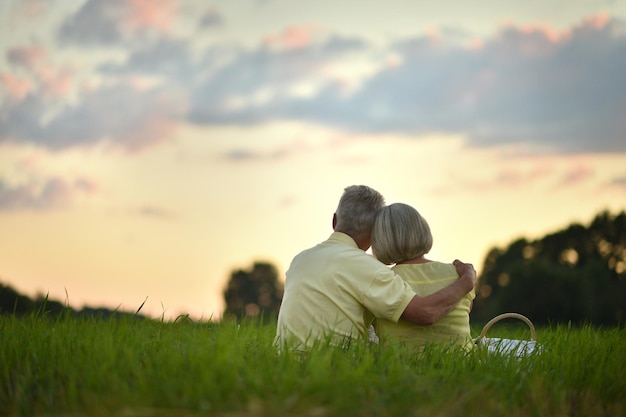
335,185,385,240
371,203,433,265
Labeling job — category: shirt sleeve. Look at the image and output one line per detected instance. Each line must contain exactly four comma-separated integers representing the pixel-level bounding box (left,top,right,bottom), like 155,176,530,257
361,268,416,323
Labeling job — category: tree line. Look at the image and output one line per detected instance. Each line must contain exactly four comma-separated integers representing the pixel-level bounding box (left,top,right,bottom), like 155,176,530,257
0,283,145,319
470,210,626,325
2,210,624,325
223,210,626,326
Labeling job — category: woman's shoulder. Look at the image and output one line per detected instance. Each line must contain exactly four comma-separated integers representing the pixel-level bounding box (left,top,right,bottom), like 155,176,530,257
391,262,458,284
396,261,456,274
429,261,457,275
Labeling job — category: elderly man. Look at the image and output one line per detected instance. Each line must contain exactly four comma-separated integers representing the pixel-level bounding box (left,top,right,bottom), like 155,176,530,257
275,185,476,352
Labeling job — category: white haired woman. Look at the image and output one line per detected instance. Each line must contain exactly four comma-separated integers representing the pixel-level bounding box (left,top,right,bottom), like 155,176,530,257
371,203,475,351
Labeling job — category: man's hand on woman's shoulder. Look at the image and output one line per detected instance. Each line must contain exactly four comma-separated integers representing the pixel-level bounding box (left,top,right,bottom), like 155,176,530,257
453,259,477,292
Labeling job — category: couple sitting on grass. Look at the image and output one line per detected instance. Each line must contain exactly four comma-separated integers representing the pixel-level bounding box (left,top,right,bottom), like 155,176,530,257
275,185,476,353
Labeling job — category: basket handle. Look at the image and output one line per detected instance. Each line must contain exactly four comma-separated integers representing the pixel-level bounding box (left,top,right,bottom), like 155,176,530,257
475,312,536,342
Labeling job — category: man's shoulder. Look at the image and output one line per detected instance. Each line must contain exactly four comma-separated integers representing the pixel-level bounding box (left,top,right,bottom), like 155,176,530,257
349,253,395,278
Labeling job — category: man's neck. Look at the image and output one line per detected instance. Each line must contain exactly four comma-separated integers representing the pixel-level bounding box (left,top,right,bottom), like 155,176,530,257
349,234,371,252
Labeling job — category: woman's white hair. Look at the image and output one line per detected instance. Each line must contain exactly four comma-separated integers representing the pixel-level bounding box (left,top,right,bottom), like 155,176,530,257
371,203,433,265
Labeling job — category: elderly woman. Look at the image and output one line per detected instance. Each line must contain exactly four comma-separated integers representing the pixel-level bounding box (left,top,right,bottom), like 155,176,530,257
371,203,475,350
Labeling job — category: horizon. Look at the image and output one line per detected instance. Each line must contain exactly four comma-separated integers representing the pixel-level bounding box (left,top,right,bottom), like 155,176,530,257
2,206,624,318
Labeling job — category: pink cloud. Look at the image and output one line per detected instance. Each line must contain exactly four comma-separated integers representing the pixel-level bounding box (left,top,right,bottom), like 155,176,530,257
39,66,75,98
0,149,101,211
581,13,610,30
122,117,179,152
19,0,48,17
124,0,177,33
493,23,566,58
494,162,555,188
468,39,484,50
518,23,567,43
527,162,556,180
116,89,184,152
57,0,181,45
424,26,442,45
431,158,561,196
263,25,318,50
17,154,43,172
1,78,185,152
6,44,75,98
494,169,526,187
0,175,100,211
559,163,594,186
493,159,596,190
3,0,48,30
75,177,100,194
496,12,611,49
39,178,73,208
7,45,47,70
0,73,32,100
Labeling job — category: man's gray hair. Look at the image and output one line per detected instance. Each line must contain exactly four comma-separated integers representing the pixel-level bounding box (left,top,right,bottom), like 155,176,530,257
335,185,385,240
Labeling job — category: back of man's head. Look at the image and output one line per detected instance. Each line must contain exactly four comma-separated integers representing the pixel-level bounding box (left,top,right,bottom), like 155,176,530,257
334,185,385,241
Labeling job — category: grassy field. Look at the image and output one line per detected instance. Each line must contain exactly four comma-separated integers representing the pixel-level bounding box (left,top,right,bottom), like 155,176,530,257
1,313,624,417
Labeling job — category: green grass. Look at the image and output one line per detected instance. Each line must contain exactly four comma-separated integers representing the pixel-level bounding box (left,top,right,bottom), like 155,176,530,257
1,314,624,417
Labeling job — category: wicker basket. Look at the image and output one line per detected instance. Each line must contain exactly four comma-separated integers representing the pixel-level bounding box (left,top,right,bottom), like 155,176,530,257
474,313,540,357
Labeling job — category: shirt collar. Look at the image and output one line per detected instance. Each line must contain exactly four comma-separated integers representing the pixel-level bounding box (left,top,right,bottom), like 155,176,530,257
328,231,358,248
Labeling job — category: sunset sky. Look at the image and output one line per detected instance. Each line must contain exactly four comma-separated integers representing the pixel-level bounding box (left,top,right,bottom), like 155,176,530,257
1,0,626,320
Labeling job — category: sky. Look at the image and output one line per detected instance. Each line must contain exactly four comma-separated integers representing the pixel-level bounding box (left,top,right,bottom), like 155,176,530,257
1,0,626,321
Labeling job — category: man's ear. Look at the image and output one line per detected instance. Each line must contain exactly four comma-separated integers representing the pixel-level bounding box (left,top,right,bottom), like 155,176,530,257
332,213,337,230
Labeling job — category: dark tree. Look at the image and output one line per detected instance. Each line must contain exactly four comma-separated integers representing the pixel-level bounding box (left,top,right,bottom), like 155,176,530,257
0,282,35,314
223,261,284,323
0,280,145,319
472,210,626,325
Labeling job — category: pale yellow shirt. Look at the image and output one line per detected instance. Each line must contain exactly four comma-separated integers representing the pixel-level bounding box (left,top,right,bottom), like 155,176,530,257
275,232,416,352
377,262,476,350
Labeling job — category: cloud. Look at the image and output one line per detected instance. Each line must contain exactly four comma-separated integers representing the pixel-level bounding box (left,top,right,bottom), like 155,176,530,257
494,164,555,188
429,159,601,195
4,10,625,155
222,138,317,162
224,149,261,162
100,37,200,80
1,73,33,100
136,205,177,219
1,0,49,29
458,16,626,154
184,15,626,154
187,34,367,126
0,81,185,151
7,45,47,69
263,25,318,50
301,15,626,154
4,44,75,99
59,0,178,45
0,176,99,210
557,163,595,186
198,8,224,29
609,175,626,187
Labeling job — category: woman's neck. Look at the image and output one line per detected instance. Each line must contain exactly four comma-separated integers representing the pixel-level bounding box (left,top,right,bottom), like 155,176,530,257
397,255,431,265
